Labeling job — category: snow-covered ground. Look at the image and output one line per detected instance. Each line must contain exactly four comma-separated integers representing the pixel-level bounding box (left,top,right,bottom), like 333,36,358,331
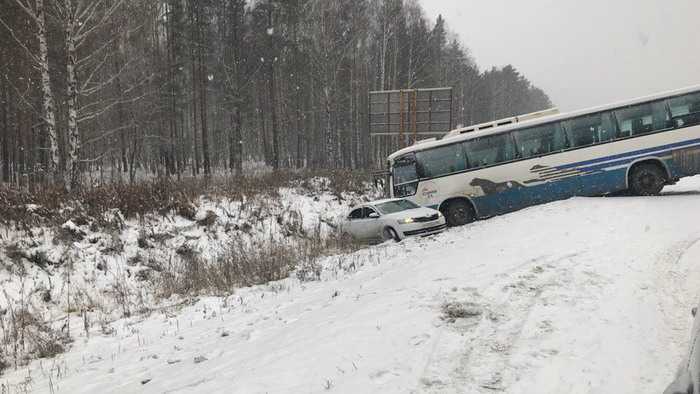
0,179,367,314
3,177,700,393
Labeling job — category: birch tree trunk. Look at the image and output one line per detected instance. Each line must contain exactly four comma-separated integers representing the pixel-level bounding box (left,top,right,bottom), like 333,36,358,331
1,73,8,183
323,85,334,168
64,3,80,191
199,46,211,177
35,0,60,182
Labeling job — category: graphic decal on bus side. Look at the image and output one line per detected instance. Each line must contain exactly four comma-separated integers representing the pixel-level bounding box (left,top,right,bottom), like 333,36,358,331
525,164,592,185
470,178,524,195
522,139,700,185
420,182,438,199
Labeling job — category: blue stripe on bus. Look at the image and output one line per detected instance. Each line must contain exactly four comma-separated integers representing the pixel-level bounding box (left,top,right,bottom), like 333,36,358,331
554,137,700,172
472,167,628,218
571,142,700,174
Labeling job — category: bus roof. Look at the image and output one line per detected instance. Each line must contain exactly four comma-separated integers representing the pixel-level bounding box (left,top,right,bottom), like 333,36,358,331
388,83,700,161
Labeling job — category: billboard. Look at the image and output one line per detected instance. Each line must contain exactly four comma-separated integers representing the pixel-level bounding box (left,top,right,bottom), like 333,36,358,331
369,87,452,167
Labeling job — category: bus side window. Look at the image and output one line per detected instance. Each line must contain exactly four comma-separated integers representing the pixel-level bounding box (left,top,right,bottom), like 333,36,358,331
614,100,669,138
565,112,616,148
511,122,567,159
463,133,516,169
414,143,467,178
669,92,700,128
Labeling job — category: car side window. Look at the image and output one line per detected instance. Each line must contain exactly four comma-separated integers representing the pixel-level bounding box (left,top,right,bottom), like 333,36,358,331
363,207,378,218
348,208,363,220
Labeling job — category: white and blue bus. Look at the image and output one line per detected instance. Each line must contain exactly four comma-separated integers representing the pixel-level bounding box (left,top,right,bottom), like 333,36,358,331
388,85,700,226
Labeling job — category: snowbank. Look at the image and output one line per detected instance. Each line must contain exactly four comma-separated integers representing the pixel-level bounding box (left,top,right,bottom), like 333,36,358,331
0,178,377,372
2,177,699,393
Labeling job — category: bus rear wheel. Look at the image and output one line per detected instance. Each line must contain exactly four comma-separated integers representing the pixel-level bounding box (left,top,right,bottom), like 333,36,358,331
441,200,475,227
629,163,666,196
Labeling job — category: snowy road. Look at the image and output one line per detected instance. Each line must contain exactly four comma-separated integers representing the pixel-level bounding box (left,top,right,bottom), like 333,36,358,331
4,177,700,394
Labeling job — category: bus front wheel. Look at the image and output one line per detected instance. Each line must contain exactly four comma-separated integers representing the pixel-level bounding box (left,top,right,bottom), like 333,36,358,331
441,199,475,227
629,163,666,196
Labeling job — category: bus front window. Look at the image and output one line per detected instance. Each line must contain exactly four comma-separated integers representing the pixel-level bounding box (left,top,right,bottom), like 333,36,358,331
392,154,419,197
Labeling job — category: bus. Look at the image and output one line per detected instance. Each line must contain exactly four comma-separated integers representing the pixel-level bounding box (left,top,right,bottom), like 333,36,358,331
387,85,700,226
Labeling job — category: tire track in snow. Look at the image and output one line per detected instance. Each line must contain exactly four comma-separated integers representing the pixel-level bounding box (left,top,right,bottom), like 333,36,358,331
418,252,595,393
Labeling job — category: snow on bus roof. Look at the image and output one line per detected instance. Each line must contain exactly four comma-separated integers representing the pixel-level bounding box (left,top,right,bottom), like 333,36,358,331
388,83,700,161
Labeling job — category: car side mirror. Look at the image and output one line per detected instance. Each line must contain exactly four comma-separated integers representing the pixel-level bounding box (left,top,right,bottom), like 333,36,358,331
368,212,380,219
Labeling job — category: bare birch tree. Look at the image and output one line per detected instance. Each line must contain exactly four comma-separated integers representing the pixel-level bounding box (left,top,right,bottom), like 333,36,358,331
53,0,126,189
0,0,60,182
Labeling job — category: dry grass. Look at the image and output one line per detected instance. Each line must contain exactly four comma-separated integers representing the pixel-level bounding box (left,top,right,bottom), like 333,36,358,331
156,229,363,298
0,170,371,228
0,352,7,375
0,306,70,371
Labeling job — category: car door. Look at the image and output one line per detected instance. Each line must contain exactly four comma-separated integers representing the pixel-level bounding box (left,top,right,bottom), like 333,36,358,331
356,207,382,241
345,208,364,239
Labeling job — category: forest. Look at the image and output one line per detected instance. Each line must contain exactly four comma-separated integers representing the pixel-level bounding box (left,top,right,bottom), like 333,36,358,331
0,0,552,190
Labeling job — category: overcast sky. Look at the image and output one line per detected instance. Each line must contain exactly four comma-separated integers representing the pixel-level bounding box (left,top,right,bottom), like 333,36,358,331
420,0,700,112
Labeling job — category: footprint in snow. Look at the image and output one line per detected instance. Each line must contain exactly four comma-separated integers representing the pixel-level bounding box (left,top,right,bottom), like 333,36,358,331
368,369,400,384
410,333,430,346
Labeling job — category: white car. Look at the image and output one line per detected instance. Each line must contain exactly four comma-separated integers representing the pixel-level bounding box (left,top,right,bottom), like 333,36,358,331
341,198,447,243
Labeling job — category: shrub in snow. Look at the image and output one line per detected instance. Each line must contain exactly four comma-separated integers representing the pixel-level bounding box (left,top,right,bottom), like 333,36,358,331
1,309,70,362
55,220,87,243
441,302,482,323
0,353,7,375
196,210,218,227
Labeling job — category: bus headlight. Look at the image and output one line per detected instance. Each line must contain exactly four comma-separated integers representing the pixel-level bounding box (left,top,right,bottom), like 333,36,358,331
398,218,414,225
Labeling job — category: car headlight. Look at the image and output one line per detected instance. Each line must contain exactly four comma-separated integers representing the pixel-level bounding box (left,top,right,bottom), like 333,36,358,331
398,218,414,224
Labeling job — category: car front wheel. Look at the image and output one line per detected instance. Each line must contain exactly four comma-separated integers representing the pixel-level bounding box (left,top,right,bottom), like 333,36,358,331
382,227,400,243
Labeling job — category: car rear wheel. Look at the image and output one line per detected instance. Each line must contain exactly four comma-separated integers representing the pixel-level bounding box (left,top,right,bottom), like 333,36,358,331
441,200,475,227
382,227,400,243
629,163,666,196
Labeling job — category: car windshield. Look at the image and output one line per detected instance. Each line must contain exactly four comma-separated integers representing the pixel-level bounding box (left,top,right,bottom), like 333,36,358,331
375,199,420,214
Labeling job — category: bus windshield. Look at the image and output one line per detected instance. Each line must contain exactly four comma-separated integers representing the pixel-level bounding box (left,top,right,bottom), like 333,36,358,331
392,154,418,197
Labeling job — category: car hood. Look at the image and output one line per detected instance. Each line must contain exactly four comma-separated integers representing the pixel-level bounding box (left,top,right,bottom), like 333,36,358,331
383,207,439,221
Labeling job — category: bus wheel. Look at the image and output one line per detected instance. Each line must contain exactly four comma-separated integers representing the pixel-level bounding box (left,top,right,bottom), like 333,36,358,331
629,163,666,196
442,200,475,227
382,227,400,243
